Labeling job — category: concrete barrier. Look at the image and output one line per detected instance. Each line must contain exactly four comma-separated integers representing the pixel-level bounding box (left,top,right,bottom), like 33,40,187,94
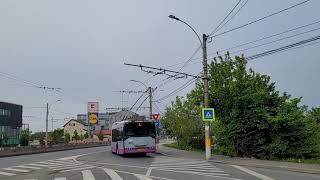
0,142,110,158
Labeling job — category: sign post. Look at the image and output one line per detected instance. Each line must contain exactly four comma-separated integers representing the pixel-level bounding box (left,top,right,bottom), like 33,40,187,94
87,102,99,142
202,108,215,153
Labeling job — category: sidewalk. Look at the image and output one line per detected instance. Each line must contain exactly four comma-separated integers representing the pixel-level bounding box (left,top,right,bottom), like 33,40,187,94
157,142,320,175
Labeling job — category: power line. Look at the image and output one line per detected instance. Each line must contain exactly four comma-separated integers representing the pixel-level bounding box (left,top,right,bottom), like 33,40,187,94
124,63,200,79
246,35,320,60
215,19,320,54
209,0,244,36
230,26,320,54
210,0,312,38
208,0,243,36
215,0,249,33
130,93,147,110
135,96,150,112
156,77,197,102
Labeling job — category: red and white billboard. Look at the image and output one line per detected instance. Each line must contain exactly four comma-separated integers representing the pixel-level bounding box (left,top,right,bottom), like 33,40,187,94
88,102,99,113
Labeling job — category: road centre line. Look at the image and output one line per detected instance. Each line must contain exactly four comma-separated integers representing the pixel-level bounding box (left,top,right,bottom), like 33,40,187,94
0,171,16,176
82,170,95,180
231,165,274,180
2,167,30,173
102,168,123,180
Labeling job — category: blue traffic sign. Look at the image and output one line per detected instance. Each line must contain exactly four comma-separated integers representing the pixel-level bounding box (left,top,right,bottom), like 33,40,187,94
155,121,160,128
202,108,215,122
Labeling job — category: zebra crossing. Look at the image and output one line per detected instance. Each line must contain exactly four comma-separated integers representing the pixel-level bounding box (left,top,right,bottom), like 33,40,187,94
148,157,242,180
0,157,95,177
20,168,153,180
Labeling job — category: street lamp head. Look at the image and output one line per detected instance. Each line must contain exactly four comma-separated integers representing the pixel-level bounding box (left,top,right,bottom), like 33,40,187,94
168,15,180,21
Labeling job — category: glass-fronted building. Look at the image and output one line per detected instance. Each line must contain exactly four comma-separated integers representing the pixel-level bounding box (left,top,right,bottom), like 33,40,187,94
0,102,22,146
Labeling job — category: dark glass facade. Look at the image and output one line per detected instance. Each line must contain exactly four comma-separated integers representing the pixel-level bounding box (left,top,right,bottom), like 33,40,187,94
0,102,22,145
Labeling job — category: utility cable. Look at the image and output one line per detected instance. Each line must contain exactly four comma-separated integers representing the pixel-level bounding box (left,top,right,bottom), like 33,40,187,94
230,26,320,54
210,0,311,38
215,19,320,54
246,35,320,60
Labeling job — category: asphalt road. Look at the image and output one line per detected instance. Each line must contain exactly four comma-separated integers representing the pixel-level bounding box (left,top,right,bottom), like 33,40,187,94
0,146,319,180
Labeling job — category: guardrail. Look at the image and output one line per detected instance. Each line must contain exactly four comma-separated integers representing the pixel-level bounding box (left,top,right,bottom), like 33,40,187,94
0,142,110,157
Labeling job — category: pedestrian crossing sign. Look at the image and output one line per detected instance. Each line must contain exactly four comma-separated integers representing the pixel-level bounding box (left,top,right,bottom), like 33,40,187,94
202,108,215,122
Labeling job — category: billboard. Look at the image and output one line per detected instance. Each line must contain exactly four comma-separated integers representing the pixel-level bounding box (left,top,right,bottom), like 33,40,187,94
88,102,99,113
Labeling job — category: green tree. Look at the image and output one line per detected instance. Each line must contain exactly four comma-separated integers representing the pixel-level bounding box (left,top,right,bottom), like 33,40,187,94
20,129,31,146
64,132,71,143
80,133,84,141
98,131,104,141
162,54,318,159
50,129,64,144
84,132,89,139
72,130,79,142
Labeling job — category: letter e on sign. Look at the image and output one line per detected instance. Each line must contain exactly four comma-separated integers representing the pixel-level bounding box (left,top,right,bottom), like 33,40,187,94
88,102,99,113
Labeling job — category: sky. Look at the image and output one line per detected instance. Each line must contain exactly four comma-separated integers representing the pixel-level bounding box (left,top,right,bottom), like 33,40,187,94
0,0,319,132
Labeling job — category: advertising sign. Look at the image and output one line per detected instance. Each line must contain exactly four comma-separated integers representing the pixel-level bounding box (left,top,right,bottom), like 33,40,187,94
88,102,99,113
89,113,98,124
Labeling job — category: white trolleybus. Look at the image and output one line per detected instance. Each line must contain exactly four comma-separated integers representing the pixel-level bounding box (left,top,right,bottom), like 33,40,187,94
111,120,156,155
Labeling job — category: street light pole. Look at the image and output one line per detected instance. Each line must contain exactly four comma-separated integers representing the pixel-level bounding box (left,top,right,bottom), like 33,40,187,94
169,15,211,160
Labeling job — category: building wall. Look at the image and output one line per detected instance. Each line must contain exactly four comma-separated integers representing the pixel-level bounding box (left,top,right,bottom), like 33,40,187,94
63,120,87,138
0,102,22,145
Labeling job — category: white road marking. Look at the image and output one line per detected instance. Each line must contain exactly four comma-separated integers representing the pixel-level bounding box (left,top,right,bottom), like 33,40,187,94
82,170,95,180
27,163,51,167
134,174,153,180
15,165,42,170
0,171,16,176
60,166,95,173
146,167,153,176
151,164,215,168
151,160,209,167
102,168,123,180
54,178,66,180
53,165,94,171
160,167,224,173
2,167,30,173
91,162,148,169
107,168,175,180
232,165,274,180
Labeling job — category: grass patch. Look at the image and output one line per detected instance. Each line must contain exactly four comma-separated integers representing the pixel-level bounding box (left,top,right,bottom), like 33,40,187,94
284,158,320,164
163,143,204,153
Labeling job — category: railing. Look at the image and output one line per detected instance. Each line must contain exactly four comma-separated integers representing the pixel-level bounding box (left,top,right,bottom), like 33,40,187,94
0,142,110,157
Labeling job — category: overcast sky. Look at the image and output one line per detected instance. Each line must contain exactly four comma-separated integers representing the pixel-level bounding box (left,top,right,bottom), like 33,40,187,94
1,0,319,132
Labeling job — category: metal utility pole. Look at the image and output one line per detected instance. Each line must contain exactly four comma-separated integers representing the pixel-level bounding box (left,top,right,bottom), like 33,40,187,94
149,87,153,120
202,34,211,160
45,103,49,148
169,15,211,160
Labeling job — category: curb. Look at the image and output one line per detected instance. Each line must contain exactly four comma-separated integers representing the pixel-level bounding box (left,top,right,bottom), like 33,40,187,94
208,159,320,175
